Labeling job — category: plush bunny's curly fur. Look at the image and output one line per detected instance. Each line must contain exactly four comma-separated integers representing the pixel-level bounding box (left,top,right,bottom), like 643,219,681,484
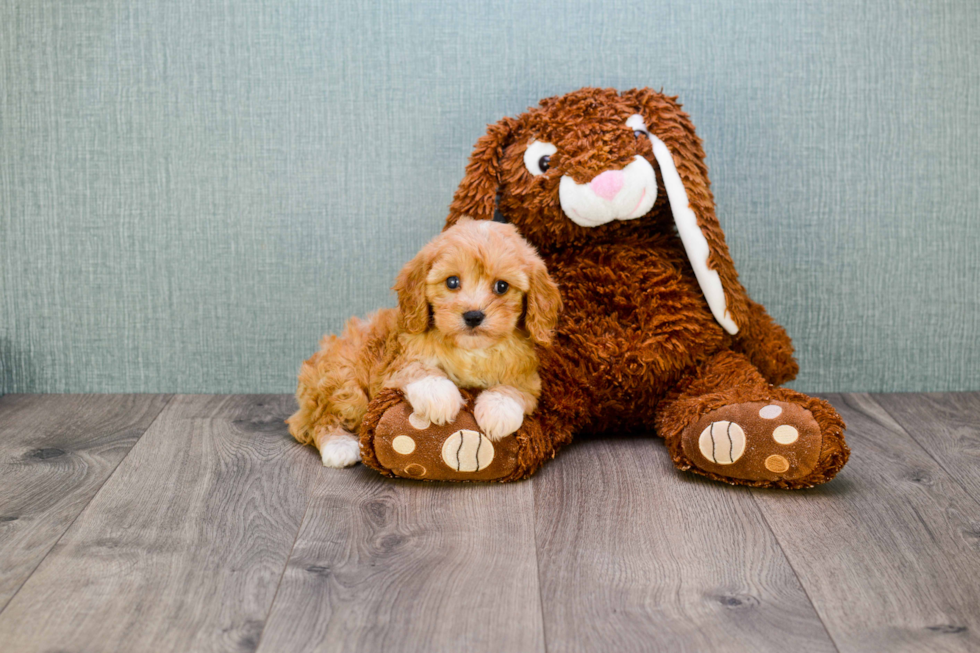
362,87,848,487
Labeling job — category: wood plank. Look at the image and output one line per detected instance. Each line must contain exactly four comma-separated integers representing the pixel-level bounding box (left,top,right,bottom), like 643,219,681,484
874,392,980,505
257,467,545,653
753,393,980,653
533,435,835,653
0,393,172,611
0,394,319,653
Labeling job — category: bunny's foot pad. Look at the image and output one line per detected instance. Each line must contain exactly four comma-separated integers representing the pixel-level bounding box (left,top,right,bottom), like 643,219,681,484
681,401,822,483
359,389,545,482
372,402,519,481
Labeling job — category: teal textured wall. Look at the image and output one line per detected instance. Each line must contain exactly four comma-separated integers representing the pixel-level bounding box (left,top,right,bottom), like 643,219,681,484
1,0,978,393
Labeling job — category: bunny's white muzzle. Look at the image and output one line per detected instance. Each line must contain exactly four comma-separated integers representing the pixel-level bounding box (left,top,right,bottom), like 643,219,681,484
558,155,658,228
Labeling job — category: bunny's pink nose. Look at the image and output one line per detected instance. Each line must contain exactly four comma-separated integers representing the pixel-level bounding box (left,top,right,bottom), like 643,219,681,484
589,170,624,201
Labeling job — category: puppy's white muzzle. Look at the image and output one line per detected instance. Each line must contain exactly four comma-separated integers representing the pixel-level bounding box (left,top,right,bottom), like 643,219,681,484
558,155,658,227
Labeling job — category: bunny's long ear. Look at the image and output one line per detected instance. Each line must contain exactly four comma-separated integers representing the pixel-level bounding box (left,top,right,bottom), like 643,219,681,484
445,116,520,227
623,88,748,335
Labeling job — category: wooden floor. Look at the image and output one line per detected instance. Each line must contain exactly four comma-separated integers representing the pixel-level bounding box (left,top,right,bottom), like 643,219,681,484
0,394,978,652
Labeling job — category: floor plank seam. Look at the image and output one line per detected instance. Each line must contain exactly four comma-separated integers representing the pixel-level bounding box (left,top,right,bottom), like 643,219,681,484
866,393,980,510
749,491,843,653
529,476,550,653
0,394,177,617
252,483,315,653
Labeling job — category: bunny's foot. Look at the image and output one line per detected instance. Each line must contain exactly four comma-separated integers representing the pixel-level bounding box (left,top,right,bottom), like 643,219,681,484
657,351,849,489
359,389,550,482
681,401,823,483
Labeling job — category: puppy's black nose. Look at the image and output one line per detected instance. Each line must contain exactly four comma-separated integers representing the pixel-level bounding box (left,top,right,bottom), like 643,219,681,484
463,310,485,328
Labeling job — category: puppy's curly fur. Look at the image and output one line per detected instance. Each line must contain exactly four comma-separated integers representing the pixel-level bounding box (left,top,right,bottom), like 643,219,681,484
287,219,561,467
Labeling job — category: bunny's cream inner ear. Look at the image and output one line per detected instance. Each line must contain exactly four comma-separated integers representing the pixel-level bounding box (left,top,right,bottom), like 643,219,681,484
646,129,739,335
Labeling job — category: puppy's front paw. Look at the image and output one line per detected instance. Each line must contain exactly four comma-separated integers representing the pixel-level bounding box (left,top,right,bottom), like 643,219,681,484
474,390,524,441
404,376,465,426
319,434,361,468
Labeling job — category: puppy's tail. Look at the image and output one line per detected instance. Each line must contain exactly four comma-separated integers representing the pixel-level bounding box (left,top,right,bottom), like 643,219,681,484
287,374,365,449
285,397,318,447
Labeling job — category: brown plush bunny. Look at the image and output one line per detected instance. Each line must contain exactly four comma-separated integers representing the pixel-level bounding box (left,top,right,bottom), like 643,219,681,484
361,87,849,488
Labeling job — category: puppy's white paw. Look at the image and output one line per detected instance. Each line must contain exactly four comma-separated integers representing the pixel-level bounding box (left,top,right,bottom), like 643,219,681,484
474,390,524,441
319,434,361,468
404,376,465,426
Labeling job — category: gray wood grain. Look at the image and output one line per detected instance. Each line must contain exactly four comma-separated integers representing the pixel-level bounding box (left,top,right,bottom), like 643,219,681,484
753,393,980,653
874,392,980,505
5,392,980,653
257,467,545,653
0,393,172,611
0,394,318,653
533,435,835,653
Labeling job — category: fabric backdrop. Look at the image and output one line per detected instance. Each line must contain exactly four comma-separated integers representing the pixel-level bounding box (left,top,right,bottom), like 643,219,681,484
1,0,977,394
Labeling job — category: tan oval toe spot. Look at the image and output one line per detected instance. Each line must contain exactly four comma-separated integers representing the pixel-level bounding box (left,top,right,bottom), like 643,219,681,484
408,412,430,430
772,425,799,445
765,454,790,473
392,435,416,454
403,463,426,477
759,405,783,419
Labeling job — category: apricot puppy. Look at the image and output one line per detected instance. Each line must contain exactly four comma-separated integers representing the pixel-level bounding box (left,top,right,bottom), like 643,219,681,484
287,218,561,468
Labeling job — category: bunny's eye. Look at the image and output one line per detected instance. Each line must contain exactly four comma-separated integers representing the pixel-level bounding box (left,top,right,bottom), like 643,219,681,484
626,114,650,140
446,276,460,290
493,280,509,295
524,140,558,176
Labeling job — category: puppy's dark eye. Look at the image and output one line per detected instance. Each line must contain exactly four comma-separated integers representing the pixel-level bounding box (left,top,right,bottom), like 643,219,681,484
446,276,460,290
633,129,648,139
538,155,550,173
493,280,509,295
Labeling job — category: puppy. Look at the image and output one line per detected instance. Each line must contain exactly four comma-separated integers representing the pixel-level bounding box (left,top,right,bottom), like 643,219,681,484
287,218,562,468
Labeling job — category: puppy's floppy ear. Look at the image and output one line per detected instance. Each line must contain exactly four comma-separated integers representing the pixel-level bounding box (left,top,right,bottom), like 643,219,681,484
524,255,562,346
623,88,749,335
392,245,433,334
445,116,520,228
